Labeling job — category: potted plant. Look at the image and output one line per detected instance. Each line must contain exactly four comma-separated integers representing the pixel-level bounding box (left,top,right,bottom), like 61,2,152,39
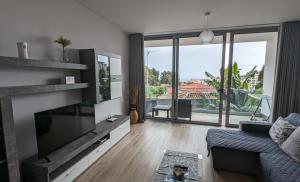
130,87,139,124
54,36,71,62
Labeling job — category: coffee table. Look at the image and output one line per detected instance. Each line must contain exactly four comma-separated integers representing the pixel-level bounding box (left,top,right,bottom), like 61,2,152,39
153,150,203,182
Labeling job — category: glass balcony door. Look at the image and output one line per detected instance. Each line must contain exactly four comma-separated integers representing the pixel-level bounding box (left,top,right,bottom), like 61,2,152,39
175,35,226,125
144,39,174,119
144,27,278,127
225,30,278,127
144,34,226,125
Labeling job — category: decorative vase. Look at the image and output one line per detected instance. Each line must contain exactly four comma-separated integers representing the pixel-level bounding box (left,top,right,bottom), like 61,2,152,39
130,104,138,124
17,42,29,59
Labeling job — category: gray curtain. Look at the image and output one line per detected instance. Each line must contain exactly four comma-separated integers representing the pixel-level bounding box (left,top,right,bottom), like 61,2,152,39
272,21,300,121
129,33,145,122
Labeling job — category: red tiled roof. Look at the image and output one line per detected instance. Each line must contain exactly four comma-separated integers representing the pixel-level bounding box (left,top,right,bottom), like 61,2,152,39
166,82,218,99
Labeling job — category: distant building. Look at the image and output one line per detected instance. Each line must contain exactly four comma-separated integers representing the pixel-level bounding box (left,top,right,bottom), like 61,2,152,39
241,73,259,90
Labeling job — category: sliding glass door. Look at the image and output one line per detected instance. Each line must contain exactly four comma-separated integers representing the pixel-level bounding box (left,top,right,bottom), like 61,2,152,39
176,35,226,125
144,27,278,127
144,34,226,125
144,39,174,119
225,30,278,127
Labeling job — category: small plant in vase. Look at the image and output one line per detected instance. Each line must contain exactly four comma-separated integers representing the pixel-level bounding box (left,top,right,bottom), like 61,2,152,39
130,87,139,124
54,36,71,62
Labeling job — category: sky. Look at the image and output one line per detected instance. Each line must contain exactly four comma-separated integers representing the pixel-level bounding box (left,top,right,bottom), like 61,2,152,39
145,41,267,82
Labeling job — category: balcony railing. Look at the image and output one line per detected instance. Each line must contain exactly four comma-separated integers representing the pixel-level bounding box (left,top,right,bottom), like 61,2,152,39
145,95,265,121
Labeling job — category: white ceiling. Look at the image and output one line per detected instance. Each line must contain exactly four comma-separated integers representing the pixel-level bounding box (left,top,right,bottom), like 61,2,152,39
75,0,300,34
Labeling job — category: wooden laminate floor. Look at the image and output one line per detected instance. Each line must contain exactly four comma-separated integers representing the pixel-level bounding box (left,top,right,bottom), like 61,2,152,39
76,120,257,182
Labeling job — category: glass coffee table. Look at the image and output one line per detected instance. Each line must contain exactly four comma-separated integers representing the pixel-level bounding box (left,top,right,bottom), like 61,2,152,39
153,150,203,182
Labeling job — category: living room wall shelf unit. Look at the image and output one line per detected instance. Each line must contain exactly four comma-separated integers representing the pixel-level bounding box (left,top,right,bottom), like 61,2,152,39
0,82,89,182
79,49,123,104
0,56,89,70
0,83,89,96
22,115,130,182
0,55,90,182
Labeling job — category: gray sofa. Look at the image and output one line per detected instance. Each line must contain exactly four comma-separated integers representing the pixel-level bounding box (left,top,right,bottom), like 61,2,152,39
206,113,300,182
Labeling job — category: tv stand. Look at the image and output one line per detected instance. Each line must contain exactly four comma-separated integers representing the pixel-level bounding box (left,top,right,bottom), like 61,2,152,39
22,115,130,182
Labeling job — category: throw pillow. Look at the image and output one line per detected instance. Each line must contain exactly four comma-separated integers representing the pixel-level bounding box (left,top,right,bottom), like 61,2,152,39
285,113,300,127
281,127,300,162
269,117,296,145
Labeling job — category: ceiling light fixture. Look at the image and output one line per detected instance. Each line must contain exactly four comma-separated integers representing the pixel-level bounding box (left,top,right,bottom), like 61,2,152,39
199,12,214,44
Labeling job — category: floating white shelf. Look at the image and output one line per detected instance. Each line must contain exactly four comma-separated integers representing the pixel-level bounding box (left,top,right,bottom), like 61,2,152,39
0,56,89,70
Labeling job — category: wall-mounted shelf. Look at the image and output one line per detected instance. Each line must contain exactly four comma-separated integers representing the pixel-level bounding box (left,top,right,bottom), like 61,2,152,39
0,83,89,96
0,56,89,70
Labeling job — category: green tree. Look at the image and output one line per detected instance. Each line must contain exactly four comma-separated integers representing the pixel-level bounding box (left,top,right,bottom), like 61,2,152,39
255,65,264,94
204,61,258,111
144,66,160,86
160,71,172,85
204,62,257,91
204,72,221,89
148,86,165,98
231,62,257,90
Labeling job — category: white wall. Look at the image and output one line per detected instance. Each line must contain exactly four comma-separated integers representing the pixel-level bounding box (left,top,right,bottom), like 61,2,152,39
0,0,129,160
261,34,278,118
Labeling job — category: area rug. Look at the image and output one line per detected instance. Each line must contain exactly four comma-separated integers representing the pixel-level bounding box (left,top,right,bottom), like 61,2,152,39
152,150,203,182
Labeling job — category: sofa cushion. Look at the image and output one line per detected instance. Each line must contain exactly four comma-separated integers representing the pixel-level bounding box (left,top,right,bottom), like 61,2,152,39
260,151,300,182
239,121,272,134
285,113,300,126
206,129,281,154
281,127,300,163
269,117,296,145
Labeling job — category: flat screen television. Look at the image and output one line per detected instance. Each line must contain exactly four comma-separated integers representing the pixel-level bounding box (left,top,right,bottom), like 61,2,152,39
34,103,96,159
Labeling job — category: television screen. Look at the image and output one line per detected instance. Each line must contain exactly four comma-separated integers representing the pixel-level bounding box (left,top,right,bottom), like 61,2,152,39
34,103,96,158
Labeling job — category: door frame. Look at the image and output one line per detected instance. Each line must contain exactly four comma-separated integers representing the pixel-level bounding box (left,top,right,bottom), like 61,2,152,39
144,26,279,127
144,32,227,126
172,33,227,126
224,26,279,127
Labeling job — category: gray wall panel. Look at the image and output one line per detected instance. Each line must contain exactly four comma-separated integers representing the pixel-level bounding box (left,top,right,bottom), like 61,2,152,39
0,0,129,161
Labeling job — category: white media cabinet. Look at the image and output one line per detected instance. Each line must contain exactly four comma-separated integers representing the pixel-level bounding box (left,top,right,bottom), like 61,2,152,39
22,115,130,182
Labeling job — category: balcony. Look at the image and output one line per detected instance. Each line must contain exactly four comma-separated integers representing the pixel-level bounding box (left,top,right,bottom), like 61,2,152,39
145,93,266,126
